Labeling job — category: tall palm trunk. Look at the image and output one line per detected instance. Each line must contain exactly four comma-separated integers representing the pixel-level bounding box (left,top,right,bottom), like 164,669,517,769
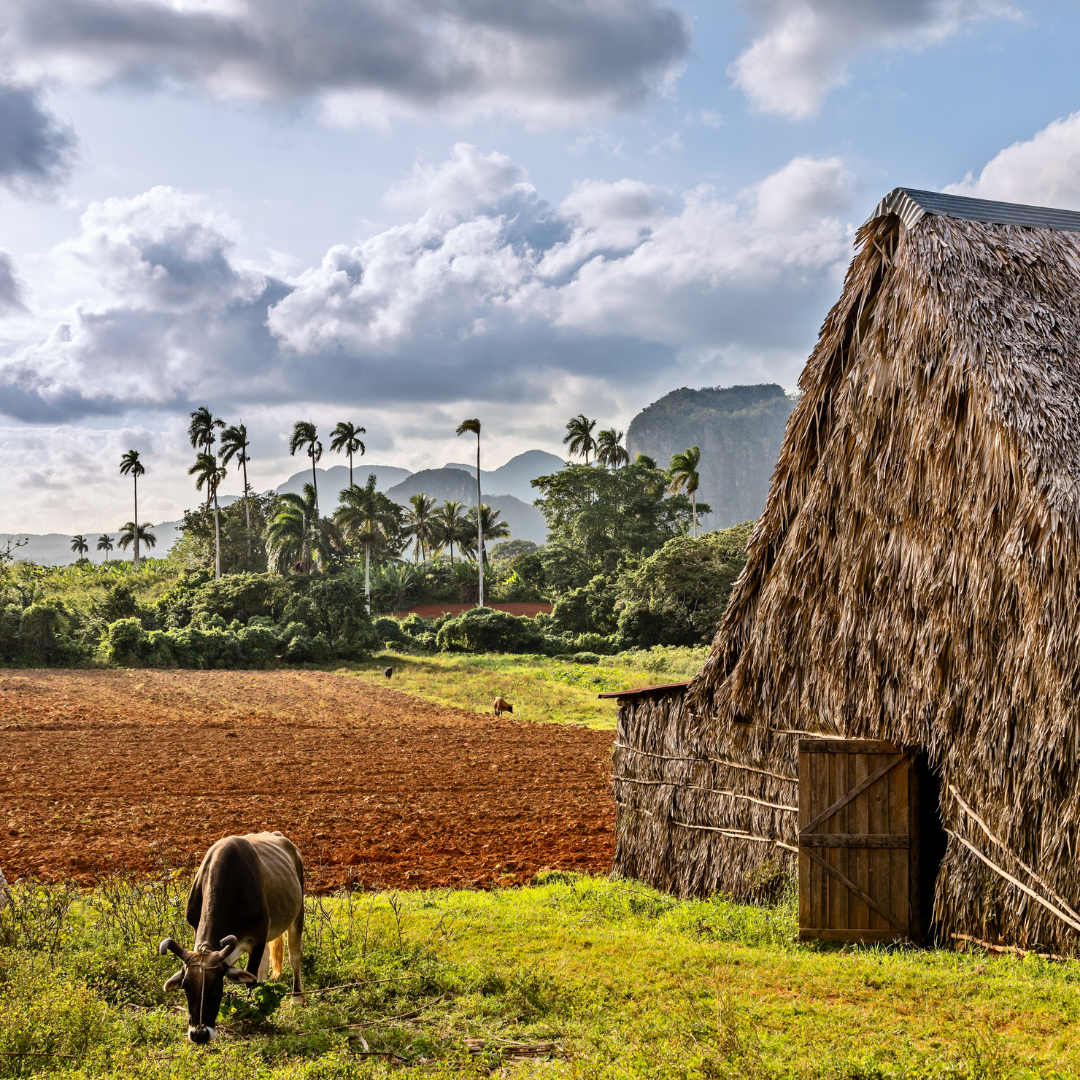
133,474,140,568
692,491,697,538
365,541,371,614
348,450,353,489
475,438,483,607
213,489,222,579
310,450,319,512
241,457,251,567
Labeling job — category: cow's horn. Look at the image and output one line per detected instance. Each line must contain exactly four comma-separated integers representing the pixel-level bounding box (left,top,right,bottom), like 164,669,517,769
215,935,238,956
159,938,193,962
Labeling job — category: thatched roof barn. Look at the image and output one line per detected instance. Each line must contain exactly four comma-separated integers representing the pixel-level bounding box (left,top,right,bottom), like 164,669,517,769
612,188,1080,952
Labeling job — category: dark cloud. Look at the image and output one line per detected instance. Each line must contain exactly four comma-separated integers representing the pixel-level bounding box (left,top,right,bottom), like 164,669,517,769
4,0,689,123
0,83,75,191
0,252,27,313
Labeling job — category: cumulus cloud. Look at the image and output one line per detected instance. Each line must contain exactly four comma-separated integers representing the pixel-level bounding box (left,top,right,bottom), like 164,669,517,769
0,147,856,428
730,0,1012,119
1,0,689,126
0,82,75,192
944,112,1080,209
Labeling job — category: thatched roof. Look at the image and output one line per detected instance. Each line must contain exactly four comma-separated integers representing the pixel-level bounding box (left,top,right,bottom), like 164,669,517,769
676,187,1080,949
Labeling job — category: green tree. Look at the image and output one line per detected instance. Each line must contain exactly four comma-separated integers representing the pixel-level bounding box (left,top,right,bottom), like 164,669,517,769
289,421,323,512
335,475,399,612
563,414,598,465
596,428,630,469
171,493,273,574
188,451,228,579
668,446,702,537
435,499,467,565
118,449,146,568
220,423,253,565
402,492,438,562
460,504,510,566
532,458,706,594
456,419,484,606
95,534,114,561
330,421,366,488
187,407,225,511
615,523,752,647
118,521,156,562
266,483,336,575
70,535,89,558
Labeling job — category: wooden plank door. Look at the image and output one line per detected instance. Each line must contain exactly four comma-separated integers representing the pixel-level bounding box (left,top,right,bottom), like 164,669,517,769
798,739,917,944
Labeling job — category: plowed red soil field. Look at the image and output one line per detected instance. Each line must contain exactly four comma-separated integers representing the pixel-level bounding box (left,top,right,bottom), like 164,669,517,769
0,669,615,891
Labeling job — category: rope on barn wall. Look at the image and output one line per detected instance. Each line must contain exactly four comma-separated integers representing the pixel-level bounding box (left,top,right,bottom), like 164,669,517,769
945,829,1080,935
613,776,797,812
613,743,797,783
948,783,1080,926
670,819,798,853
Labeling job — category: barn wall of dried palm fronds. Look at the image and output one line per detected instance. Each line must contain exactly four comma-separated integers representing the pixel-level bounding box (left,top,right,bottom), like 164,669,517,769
610,686,798,900
614,191,1080,953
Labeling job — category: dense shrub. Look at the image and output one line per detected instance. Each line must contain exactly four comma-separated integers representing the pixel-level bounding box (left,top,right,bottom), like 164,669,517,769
435,608,547,654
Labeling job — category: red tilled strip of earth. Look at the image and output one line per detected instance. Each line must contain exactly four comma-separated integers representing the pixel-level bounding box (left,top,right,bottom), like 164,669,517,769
0,670,615,891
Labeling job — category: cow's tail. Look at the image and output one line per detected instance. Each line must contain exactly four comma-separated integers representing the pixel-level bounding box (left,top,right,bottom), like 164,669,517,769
269,935,285,978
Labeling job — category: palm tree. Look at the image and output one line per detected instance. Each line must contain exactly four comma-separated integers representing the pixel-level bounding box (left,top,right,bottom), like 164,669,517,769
265,484,335,574
96,534,114,561
335,475,398,612
563,414,598,465
402,492,438,562
118,449,146,567
330,421,366,488
188,407,225,512
221,423,252,565
596,428,630,469
668,446,702,538
118,522,156,561
70,535,89,559
460,504,510,565
456,419,484,606
189,451,228,579
436,499,467,565
290,421,323,512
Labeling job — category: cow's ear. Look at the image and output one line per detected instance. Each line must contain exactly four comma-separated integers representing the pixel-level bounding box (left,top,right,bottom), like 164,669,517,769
164,969,185,992
226,967,258,985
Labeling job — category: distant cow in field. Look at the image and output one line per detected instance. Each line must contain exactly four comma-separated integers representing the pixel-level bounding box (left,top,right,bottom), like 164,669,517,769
384,667,393,679
159,831,304,1044
492,696,513,717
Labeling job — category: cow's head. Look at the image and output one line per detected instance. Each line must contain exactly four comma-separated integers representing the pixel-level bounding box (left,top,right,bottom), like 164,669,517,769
159,936,257,1043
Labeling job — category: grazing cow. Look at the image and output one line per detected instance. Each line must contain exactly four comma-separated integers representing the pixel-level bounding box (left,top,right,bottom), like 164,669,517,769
492,696,513,717
160,831,304,1044
384,667,393,679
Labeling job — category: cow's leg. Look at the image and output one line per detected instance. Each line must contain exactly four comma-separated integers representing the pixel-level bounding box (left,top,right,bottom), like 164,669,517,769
286,911,304,1001
247,940,267,981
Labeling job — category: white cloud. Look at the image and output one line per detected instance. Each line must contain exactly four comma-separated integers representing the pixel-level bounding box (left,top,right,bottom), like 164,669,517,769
944,111,1080,209
730,0,1013,120
1,0,690,127
0,147,859,529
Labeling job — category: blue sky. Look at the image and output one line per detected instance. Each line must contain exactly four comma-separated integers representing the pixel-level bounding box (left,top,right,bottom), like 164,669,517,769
1,0,1079,532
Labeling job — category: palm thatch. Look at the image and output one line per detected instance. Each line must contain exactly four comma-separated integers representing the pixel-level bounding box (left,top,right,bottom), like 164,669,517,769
612,189,1080,952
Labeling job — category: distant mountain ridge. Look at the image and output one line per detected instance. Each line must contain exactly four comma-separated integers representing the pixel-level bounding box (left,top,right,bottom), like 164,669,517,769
442,449,565,502
626,383,796,529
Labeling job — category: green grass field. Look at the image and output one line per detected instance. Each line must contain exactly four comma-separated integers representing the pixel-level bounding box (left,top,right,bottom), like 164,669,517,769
337,647,709,729
1,872,1077,1079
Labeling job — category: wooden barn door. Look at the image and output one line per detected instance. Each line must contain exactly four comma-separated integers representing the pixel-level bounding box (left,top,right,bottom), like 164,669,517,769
798,739,922,944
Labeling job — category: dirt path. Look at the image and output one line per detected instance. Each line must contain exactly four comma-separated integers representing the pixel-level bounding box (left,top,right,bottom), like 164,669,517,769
0,669,615,890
